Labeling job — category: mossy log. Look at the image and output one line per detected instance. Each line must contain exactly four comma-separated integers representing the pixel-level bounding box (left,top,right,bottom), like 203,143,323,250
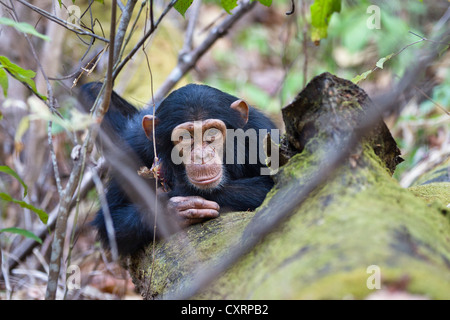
128,73,450,299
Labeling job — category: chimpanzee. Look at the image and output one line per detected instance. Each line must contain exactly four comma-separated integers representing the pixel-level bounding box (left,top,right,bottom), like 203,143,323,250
81,83,276,255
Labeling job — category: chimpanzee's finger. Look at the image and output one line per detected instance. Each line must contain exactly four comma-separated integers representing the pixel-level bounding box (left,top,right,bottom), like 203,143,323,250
177,208,220,220
169,196,220,211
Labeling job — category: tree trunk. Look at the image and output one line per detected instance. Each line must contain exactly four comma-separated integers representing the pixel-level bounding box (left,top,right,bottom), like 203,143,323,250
128,73,450,300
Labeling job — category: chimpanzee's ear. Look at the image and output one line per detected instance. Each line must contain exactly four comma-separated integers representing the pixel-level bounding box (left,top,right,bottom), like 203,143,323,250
230,99,249,125
142,115,159,140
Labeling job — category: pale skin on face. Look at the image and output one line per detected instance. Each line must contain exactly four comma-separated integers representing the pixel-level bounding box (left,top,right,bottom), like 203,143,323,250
141,100,250,226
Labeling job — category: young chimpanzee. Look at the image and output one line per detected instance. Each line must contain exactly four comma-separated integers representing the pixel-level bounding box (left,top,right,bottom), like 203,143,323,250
81,83,276,255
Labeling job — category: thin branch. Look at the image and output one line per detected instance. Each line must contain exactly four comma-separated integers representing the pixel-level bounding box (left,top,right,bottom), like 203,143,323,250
91,165,119,262
8,1,63,199
44,0,118,300
112,0,177,81
14,0,109,43
7,159,108,273
113,0,138,65
152,0,257,103
179,0,202,58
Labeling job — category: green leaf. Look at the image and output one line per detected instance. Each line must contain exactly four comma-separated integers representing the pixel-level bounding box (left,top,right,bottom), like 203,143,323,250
0,17,51,41
221,0,238,14
0,227,42,244
0,68,8,97
375,53,394,69
0,193,48,224
0,56,47,101
351,70,372,84
0,165,28,198
174,0,194,17
257,0,272,7
310,0,341,44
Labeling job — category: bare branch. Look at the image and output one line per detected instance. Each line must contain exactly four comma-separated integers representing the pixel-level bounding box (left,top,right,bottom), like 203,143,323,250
113,0,138,65
152,0,257,103
6,159,108,273
112,0,177,81
14,0,109,43
44,0,118,300
179,0,202,58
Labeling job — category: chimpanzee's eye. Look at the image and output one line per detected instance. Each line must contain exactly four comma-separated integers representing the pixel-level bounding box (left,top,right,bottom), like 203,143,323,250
204,128,220,142
179,131,192,143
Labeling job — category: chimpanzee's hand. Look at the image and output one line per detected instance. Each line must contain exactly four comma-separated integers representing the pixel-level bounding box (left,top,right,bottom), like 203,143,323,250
167,196,220,227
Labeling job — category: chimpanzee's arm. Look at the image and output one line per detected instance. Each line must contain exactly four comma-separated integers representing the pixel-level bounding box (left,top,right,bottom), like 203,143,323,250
215,175,274,211
91,179,156,255
93,202,154,255
169,175,274,212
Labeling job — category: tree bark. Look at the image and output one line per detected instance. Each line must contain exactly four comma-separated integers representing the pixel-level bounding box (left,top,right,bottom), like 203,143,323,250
128,73,450,300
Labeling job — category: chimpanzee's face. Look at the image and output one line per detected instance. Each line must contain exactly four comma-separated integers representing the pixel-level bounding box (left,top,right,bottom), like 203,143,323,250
171,119,226,190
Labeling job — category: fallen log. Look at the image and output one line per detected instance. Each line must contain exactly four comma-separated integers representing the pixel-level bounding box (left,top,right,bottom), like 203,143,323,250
128,73,450,299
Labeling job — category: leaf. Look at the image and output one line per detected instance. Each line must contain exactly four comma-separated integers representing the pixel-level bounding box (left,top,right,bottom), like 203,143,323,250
0,193,48,224
0,56,47,101
351,70,372,84
0,68,8,97
0,227,42,244
375,53,394,69
257,0,272,7
221,0,238,14
174,0,194,17
0,165,28,198
310,0,341,44
14,116,30,152
0,17,51,41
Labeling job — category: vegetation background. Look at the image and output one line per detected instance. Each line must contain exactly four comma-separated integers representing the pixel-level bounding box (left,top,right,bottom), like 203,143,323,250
0,0,448,299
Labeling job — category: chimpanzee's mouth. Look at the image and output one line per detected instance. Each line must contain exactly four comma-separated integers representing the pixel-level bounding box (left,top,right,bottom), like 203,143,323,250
187,167,222,189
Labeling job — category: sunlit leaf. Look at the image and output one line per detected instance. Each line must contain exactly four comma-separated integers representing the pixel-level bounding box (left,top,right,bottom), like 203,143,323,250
174,0,194,17
0,17,50,41
351,70,372,84
310,0,341,44
257,0,272,7
375,53,394,69
0,68,8,97
221,0,238,14
0,56,47,101
0,227,42,244
0,165,28,198
0,193,48,224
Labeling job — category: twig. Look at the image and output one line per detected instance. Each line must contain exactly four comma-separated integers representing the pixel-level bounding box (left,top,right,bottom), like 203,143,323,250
91,166,119,261
14,0,109,43
113,0,138,65
8,1,63,199
179,0,202,58
44,0,118,300
152,0,257,103
112,0,177,81
301,0,308,88
286,0,295,15
7,159,108,273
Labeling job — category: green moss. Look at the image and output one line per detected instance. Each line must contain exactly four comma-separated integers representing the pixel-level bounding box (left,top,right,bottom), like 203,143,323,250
408,183,450,209
130,138,450,300
194,145,450,299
